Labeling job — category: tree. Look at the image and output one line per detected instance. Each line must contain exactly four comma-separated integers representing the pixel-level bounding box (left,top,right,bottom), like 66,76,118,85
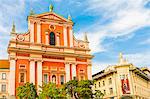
65,80,94,99
39,82,67,99
94,90,104,99
17,82,38,99
64,80,78,99
76,80,93,99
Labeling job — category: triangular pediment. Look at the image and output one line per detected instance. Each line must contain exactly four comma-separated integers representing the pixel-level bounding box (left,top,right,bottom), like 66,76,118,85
34,12,71,23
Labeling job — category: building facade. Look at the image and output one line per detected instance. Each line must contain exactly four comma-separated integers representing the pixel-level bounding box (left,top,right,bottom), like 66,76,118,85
0,60,9,99
0,5,93,98
92,53,150,99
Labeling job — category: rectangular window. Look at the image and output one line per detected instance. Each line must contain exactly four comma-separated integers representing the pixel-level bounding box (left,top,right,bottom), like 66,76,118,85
99,82,100,87
1,84,6,92
110,88,113,94
109,78,112,84
103,81,105,86
60,75,64,85
44,74,48,83
95,84,96,88
104,90,106,95
19,65,26,69
2,73,6,80
20,73,25,83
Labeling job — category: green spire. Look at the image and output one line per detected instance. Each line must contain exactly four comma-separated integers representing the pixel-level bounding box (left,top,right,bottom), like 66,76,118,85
49,4,54,12
29,9,35,16
11,21,16,33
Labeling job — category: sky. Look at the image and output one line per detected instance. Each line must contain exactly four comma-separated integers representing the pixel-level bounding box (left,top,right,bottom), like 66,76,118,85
0,0,150,74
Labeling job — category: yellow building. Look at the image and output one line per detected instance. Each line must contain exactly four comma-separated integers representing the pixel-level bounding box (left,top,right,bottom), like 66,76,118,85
92,53,150,99
0,60,9,99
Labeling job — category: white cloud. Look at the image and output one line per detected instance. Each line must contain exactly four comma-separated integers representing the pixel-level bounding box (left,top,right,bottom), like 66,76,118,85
125,52,150,67
82,0,150,53
0,0,26,59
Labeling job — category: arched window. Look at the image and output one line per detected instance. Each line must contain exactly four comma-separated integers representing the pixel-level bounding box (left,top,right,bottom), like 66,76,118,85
49,32,55,45
52,75,56,83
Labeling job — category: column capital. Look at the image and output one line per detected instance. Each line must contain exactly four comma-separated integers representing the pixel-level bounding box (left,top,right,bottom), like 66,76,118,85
88,64,92,66
36,21,42,25
9,56,17,60
37,59,43,62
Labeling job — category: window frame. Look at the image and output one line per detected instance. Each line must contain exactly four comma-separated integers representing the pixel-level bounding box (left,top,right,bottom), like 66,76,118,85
2,73,6,80
1,84,6,92
60,75,64,85
49,32,56,45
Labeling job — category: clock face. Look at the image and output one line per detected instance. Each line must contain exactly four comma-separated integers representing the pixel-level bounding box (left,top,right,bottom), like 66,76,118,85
17,34,25,41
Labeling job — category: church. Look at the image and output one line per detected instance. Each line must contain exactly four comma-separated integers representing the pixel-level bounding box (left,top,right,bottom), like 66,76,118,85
0,4,93,98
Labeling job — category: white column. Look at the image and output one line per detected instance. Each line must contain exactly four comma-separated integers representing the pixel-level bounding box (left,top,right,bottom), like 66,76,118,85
8,59,16,96
37,61,42,92
30,60,35,84
45,32,49,45
63,26,68,46
30,21,34,43
37,22,41,43
65,63,70,82
72,63,76,80
87,64,92,80
69,28,73,47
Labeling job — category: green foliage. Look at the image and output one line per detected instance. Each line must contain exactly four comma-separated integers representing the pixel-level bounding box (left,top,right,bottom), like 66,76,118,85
17,82,38,99
65,80,94,99
39,82,67,99
65,79,78,98
94,90,104,99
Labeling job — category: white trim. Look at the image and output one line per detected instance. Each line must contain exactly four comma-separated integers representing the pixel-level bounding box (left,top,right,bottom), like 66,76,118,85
37,61,42,92
63,26,68,46
43,73,49,83
37,23,41,43
8,59,16,96
87,65,92,80
30,22,34,43
30,61,35,84
72,64,76,79
69,28,73,47
51,74,57,84
65,63,70,82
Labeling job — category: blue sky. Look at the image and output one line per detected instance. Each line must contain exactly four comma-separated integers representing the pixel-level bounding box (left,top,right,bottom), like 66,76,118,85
0,0,150,74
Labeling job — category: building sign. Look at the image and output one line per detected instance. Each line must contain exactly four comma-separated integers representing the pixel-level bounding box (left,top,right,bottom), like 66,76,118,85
121,75,130,94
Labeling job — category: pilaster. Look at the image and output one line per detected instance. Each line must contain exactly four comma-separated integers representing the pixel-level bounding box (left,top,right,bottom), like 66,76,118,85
30,21,35,43
72,63,76,80
63,26,68,47
8,57,16,97
87,64,92,80
37,22,41,43
29,59,35,84
37,60,42,92
69,27,73,47
65,62,70,82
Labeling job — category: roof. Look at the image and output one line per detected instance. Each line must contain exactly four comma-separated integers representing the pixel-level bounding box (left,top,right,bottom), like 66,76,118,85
0,60,10,69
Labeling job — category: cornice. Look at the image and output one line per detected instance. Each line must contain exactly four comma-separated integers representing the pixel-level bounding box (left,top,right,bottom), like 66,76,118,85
8,47,94,59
